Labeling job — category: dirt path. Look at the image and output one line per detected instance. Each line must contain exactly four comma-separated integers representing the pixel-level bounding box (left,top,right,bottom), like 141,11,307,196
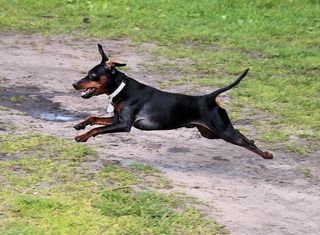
0,33,319,235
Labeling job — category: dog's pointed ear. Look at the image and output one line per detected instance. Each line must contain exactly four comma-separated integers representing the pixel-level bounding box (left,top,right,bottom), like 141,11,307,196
105,60,127,70
112,61,127,67
97,44,109,63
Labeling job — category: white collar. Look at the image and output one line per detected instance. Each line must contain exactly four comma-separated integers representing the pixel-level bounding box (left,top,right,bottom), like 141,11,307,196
106,81,126,115
109,81,126,99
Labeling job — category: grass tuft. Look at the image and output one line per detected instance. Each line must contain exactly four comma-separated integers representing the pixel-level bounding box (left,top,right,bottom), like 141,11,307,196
130,162,159,174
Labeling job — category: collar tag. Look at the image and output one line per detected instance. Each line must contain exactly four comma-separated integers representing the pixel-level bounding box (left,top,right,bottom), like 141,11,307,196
107,100,115,114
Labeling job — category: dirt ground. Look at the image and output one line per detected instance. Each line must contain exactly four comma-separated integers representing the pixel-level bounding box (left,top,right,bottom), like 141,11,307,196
0,33,319,235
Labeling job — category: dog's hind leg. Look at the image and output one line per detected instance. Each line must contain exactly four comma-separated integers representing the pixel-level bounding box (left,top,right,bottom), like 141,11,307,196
196,125,220,139
220,128,273,159
208,107,273,159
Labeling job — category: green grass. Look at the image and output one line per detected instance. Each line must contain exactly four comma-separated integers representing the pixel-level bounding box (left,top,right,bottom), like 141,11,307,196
286,143,313,157
0,0,319,151
301,167,313,179
8,96,24,103
0,134,96,162
130,162,159,174
0,133,226,234
0,106,10,111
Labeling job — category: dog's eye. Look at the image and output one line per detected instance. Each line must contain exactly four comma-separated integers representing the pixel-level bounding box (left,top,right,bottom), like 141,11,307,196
89,73,99,80
89,73,96,78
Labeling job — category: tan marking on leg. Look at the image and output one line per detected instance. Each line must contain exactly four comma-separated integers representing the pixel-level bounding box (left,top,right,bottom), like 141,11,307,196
215,95,221,106
75,126,107,142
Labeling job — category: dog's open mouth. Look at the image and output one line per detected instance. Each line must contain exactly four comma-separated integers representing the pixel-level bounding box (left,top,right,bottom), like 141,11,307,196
81,88,96,98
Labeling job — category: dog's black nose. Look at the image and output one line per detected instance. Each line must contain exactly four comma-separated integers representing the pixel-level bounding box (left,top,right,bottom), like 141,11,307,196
72,82,78,89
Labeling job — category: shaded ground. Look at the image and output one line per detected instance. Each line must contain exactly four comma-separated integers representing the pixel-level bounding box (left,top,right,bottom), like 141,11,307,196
0,86,87,121
0,33,319,235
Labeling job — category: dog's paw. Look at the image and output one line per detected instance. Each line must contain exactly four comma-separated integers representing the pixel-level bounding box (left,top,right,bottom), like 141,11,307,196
263,151,273,159
74,123,86,130
75,135,89,142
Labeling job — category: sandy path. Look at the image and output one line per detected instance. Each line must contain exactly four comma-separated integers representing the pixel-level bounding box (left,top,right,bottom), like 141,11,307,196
0,33,319,235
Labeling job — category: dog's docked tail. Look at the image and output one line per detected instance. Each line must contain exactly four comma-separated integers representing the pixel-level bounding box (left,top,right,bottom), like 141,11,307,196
210,68,249,99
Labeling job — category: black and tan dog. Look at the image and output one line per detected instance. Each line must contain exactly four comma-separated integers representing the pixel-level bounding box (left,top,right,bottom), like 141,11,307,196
73,44,273,159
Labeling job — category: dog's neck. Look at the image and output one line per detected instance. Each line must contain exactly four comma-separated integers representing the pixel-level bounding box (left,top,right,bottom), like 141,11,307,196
105,70,128,96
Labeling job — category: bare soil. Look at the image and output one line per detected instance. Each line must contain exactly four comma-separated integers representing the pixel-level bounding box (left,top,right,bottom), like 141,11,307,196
0,33,319,235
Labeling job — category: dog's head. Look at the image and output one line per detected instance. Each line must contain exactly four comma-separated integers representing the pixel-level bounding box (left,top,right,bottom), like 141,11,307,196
73,44,126,99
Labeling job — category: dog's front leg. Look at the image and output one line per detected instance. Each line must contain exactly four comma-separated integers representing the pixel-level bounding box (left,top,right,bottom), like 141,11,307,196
75,116,132,142
74,116,113,130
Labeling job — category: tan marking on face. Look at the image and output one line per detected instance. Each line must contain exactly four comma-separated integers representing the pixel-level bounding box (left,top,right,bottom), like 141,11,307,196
93,76,108,95
77,81,100,89
77,76,108,96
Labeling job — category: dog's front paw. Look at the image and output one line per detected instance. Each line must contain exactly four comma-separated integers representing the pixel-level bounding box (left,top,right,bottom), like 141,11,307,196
75,134,89,142
74,123,86,130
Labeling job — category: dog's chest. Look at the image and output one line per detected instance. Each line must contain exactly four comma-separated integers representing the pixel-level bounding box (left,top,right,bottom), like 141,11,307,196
133,111,160,130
